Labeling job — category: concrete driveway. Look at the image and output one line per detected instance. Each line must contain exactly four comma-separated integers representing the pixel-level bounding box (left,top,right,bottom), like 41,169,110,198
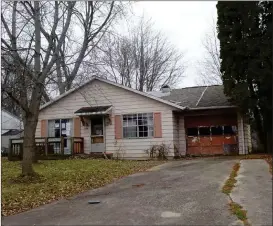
2,158,240,225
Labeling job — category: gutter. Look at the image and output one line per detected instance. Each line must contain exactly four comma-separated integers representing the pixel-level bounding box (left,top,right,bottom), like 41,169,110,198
186,105,237,110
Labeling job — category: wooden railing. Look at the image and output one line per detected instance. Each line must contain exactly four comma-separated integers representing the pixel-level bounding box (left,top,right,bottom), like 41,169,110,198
8,137,84,160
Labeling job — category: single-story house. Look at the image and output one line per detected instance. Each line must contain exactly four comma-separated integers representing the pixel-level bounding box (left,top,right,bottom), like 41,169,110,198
35,76,252,159
1,109,23,135
1,109,23,151
2,129,24,152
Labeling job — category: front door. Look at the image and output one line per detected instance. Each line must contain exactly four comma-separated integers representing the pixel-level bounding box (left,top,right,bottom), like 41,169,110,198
91,116,105,152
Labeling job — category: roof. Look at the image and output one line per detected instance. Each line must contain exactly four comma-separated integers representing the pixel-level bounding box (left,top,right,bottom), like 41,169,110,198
2,129,23,136
74,106,112,116
160,85,234,108
1,109,21,121
40,76,185,111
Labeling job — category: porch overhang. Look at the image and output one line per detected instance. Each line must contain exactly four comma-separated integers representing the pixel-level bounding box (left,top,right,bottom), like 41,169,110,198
74,106,112,116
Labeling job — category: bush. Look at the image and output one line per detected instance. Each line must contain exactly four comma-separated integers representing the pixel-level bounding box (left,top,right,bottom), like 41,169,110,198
145,143,170,160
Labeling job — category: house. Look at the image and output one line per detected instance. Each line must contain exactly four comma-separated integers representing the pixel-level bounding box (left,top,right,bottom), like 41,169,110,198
35,76,252,159
1,109,23,150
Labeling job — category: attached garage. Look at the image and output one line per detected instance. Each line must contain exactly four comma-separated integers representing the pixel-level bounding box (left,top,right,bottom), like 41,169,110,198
184,112,238,156
161,85,251,156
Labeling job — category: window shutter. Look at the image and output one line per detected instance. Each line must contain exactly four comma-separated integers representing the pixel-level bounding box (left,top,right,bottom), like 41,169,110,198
154,112,162,138
41,120,48,137
74,117,81,137
115,115,122,139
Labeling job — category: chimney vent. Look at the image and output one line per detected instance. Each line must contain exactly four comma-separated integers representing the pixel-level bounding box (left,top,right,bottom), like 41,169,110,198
161,84,171,93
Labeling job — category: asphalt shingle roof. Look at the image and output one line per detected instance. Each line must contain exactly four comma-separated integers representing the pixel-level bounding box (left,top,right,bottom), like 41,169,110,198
160,85,232,108
2,129,23,136
74,106,112,114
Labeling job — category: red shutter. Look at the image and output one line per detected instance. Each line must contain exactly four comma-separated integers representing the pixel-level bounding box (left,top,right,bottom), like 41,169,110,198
154,112,162,138
115,115,122,139
41,120,48,137
74,117,81,137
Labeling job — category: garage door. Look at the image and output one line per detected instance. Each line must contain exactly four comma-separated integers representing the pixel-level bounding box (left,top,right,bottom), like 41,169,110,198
185,115,238,156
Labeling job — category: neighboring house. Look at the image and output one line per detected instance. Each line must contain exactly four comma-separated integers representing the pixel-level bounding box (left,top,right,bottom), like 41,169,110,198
35,76,252,159
1,109,23,150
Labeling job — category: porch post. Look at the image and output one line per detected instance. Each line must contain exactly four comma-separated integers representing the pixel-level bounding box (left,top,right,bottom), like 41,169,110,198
61,137,64,155
71,137,74,155
45,137,48,156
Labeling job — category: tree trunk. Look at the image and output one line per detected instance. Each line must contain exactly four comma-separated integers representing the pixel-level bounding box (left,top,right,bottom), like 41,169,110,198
21,1,41,176
22,114,39,176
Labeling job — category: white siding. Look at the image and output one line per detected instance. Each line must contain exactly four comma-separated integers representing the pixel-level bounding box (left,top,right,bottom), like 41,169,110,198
243,117,252,153
1,110,22,134
36,80,177,159
237,113,252,154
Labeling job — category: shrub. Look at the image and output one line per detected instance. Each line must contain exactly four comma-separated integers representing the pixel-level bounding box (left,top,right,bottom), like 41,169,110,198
145,143,170,160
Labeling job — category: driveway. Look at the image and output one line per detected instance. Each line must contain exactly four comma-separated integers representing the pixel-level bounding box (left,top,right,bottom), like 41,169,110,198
3,158,240,225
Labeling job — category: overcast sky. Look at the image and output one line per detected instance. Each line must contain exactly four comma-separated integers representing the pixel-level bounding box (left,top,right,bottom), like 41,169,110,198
130,1,218,88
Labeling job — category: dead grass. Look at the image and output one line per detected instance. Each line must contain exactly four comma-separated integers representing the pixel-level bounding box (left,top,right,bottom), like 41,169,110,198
1,158,162,216
265,156,272,175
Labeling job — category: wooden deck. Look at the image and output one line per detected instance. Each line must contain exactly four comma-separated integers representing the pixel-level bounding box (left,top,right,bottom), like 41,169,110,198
8,137,84,161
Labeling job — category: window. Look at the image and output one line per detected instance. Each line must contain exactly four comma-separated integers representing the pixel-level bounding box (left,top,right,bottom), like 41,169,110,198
48,119,71,147
123,113,153,138
187,128,198,136
223,126,236,135
199,127,210,136
211,126,223,135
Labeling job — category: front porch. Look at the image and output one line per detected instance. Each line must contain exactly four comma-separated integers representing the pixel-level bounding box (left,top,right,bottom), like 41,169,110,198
8,137,84,161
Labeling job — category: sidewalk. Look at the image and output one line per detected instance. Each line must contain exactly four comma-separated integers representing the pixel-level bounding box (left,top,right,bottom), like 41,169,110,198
231,159,272,226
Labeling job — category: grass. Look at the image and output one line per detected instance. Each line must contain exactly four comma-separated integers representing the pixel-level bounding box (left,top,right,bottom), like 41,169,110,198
1,158,163,216
222,163,240,195
229,201,248,222
222,162,250,226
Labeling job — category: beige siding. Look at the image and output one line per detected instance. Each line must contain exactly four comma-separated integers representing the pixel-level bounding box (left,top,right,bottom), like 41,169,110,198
36,80,177,159
178,115,186,156
172,113,179,156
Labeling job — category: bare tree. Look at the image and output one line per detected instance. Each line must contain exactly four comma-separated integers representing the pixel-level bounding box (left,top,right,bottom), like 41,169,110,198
49,2,128,95
91,17,186,91
195,17,222,86
1,1,122,176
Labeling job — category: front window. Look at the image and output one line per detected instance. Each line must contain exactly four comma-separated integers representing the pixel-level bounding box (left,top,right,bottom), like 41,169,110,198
48,118,71,148
123,113,154,138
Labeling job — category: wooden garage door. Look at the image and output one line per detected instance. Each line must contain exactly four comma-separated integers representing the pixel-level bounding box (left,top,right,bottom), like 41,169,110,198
185,114,238,156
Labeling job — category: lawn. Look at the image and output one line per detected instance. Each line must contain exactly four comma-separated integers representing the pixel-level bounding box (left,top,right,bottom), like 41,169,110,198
1,158,162,216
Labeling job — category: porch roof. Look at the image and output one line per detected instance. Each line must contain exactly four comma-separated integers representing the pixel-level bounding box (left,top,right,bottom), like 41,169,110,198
74,106,112,116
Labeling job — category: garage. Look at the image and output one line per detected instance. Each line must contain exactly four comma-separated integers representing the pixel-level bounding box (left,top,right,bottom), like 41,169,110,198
185,113,238,156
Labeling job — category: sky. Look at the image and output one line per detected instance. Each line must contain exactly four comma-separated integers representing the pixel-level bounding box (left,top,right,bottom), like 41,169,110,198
130,1,218,88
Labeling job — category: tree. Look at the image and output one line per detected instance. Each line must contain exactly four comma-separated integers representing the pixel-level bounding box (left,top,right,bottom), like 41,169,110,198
217,1,272,153
91,17,186,91
195,17,222,86
1,1,123,176
49,2,127,95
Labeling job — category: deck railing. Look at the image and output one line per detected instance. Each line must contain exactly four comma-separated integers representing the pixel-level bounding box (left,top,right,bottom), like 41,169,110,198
8,137,84,160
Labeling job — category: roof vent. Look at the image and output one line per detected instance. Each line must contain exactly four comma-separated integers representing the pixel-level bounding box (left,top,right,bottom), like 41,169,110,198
161,84,171,93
